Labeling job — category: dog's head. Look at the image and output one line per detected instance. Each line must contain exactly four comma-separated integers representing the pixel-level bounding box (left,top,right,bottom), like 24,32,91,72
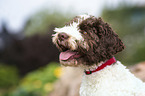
52,15,124,67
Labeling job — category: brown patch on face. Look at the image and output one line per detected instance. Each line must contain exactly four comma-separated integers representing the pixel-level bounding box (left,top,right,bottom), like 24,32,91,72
77,17,125,65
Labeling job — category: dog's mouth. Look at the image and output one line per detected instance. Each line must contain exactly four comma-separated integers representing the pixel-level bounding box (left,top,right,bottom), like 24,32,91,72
59,50,81,61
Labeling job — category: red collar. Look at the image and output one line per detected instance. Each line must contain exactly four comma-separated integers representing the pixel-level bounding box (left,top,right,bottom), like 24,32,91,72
85,57,116,75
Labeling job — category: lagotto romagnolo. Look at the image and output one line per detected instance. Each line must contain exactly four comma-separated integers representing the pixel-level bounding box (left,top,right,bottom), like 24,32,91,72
52,14,145,96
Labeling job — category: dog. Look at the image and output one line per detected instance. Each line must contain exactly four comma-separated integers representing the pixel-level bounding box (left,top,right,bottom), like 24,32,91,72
52,15,145,96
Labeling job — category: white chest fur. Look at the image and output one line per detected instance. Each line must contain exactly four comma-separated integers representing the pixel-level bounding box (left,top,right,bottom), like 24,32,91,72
79,61,145,96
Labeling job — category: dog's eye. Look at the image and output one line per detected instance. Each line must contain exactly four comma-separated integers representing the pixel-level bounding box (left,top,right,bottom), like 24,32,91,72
83,32,87,35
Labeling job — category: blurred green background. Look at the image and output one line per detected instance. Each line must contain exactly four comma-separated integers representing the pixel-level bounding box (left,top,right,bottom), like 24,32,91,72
0,0,145,96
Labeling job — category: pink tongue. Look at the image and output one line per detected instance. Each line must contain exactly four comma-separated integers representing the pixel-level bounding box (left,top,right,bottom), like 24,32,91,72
59,50,79,60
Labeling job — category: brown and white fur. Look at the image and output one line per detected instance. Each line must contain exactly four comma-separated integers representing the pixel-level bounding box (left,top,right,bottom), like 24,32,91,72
52,15,145,96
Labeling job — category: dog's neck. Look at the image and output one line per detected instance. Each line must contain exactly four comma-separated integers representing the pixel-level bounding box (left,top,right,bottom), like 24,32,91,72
82,57,116,75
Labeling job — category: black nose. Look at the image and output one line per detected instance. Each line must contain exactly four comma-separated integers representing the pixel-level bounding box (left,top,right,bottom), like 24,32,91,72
58,33,69,41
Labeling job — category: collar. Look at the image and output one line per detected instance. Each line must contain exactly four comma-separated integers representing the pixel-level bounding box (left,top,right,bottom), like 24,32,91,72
85,57,116,75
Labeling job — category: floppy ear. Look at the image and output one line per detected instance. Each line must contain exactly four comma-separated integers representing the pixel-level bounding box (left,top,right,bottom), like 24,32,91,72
78,17,125,64
94,17,125,55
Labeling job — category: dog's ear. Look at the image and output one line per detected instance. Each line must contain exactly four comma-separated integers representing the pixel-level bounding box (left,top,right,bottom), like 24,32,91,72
94,17,125,55
79,17,124,63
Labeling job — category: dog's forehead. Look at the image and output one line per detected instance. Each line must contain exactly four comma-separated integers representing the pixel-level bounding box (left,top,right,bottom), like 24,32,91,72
54,14,91,40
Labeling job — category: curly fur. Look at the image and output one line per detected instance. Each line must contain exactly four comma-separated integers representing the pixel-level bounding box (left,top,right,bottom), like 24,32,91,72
80,61,145,96
77,17,124,65
52,14,145,96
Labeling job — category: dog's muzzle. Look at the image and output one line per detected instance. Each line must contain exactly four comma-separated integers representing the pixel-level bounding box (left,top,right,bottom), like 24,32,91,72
56,33,81,62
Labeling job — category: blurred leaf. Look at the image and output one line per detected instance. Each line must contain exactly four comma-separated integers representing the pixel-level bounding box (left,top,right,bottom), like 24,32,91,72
0,64,19,88
10,62,61,96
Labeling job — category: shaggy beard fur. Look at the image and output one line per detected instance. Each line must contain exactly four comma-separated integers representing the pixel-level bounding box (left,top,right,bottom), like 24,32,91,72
52,15,124,66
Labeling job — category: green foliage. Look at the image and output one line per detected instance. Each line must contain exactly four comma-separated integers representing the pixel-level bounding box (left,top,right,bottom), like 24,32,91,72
24,9,75,36
102,6,145,37
122,35,145,64
102,5,145,65
9,62,61,96
0,64,19,88
2,88,40,96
